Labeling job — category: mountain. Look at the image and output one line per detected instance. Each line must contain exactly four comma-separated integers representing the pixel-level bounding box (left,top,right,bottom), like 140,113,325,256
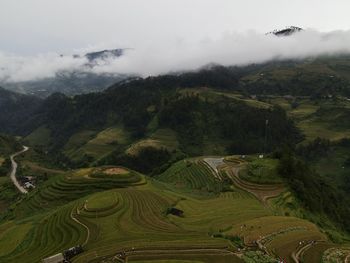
0,134,21,155
1,56,350,262
2,71,128,98
0,87,42,134
84,48,125,63
267,26,303,36
0,49,131,98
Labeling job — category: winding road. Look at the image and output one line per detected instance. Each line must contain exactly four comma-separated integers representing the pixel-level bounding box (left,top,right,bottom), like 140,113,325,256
10,146,29,194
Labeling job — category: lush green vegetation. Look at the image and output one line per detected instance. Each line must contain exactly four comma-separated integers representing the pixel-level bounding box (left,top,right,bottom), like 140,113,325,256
1,57,350,262
278,149,350,234
239,157,282,184
0,134,21,156
0,157,340,263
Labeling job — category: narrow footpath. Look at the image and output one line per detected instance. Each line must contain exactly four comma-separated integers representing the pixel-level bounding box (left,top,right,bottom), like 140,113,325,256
9,146,29,194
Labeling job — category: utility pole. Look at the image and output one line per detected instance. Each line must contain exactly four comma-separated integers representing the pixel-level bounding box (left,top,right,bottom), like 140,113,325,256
263,119,269,156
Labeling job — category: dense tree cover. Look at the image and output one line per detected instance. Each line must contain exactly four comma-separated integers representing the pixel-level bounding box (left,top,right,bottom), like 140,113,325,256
278,150,350,233
297,137,331,160
242,71,350,96
1,73,302,169
0,134,22,155
0,87,42,135
313,106,350,129
159,94,301,155
1,56,350,138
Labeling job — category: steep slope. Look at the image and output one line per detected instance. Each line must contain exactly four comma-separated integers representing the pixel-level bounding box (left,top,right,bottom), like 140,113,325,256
17,86,300,172
2,56,350,169
0,87,42,134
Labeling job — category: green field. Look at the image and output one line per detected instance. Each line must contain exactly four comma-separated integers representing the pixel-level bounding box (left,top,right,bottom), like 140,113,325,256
126,129,179,156
24,126,52,147
270,97,350,142
238,157,282,184
64,127,131,162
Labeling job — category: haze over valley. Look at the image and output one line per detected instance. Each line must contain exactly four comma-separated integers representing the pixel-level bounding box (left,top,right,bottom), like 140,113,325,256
1,1,350,263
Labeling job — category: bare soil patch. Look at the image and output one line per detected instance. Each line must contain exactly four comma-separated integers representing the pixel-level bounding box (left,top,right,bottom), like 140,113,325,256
104,167,129,175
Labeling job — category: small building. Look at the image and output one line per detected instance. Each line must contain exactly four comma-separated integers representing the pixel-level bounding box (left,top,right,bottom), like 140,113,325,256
42,253,65,263
283,95,294,100
24,182,35,189
64,245,83,259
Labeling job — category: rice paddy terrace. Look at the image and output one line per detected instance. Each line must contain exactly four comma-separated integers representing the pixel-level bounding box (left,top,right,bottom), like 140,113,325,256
0,157,349,262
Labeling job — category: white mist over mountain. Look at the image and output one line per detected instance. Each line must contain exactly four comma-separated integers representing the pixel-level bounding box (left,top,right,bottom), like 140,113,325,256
1,28,350,82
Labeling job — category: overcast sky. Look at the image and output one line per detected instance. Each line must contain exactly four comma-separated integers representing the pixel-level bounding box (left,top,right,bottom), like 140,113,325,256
1,0,350,54
1,0,350,82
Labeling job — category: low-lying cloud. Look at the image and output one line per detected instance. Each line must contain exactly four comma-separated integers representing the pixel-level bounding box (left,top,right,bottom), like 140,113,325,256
2,29,350,83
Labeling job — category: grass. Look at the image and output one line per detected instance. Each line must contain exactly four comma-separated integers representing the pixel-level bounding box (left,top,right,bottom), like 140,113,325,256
267,229,327,261
0,177,8,184
302,242,334,262
156,159,227,194
128,255,241,263
0,222,33,257
24,126,51,147
0,203,87,263
170,192,270,233
65,127,131,162
288,101,320,120
129,260,202,263
298,119,350,142
312,145,350,187
212,91,271,109
126,129,179,155
64,130,97,154
269,97,350,142
238,157,282,185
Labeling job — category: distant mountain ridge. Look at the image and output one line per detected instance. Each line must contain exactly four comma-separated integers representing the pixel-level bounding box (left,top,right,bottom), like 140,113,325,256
1,48,131,98
267,26,303,36
84,49,125,62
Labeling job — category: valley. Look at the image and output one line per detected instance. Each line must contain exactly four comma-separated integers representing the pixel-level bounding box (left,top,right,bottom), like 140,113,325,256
1,57,350,262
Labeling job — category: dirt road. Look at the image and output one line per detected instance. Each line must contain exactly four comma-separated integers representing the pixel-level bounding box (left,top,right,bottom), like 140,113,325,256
10,146,29,194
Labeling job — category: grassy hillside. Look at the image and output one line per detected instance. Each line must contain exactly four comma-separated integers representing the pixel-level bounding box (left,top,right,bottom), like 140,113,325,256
3,56,350,170
0,134,21,155
13,87,300,173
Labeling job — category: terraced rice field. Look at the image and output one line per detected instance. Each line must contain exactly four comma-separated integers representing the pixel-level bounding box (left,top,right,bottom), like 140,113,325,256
0,203,87,262
64,127,131,162
126,129,179,155
322,247,350,263
14,167,145,217
72,183,242,263
156,159,226,193
0,157,346,263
